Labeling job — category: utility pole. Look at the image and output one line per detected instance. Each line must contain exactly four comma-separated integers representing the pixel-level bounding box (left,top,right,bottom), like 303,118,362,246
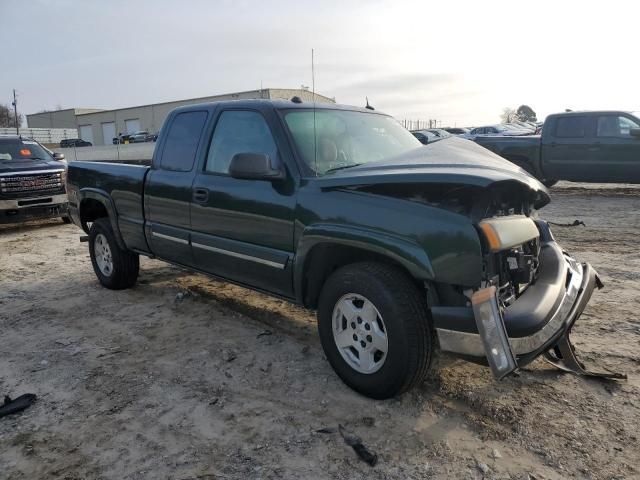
11,89,19,135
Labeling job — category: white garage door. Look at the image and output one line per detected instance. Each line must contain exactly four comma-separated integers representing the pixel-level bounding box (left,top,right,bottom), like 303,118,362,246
101,122,116,145
125,119,140,134
79,125,94,144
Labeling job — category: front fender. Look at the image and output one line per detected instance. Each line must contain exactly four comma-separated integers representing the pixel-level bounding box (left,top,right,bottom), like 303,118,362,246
294,223,435,303
77,188,127,250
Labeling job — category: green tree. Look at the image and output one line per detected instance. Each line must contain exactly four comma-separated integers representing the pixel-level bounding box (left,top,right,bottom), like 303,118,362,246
516,105,537,122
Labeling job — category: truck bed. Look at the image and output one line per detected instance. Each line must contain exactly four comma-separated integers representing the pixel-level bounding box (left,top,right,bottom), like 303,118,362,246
67,161,150,252
473,135,542,175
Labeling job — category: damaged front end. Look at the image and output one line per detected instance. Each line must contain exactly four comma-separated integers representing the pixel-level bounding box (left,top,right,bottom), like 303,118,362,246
433,218,626,381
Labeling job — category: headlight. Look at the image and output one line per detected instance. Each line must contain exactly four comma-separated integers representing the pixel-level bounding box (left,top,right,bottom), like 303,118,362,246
478,215,539,252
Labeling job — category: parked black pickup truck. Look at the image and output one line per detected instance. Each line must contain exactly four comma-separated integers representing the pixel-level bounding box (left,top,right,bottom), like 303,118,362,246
67,100,623,398
1,136,69,224
474,111,640,186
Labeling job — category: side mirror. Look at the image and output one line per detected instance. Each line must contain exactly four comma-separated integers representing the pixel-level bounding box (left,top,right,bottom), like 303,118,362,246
229,153,284,180
630,128,640,138
53,152,66,161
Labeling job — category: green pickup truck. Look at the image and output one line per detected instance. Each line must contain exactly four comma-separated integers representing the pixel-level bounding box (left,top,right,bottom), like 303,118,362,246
67,100,622,398
474,111,640,186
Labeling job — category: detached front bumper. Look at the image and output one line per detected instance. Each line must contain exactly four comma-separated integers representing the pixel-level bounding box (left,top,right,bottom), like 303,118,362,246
432,237,625,379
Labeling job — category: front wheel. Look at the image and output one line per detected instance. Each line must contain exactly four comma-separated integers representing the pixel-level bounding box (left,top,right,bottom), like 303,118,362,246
317,262,434,399
89,218,139,289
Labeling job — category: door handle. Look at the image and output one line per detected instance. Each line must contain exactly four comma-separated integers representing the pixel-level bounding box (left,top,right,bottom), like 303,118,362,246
192,187,209,203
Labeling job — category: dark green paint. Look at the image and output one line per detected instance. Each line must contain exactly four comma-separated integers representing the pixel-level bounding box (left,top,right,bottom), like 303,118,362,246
68,100,549,305
475,110,640,183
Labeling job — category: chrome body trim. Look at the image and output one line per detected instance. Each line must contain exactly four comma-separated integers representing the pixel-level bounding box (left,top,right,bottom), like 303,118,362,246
151,231,189,245
192,241,286,269
0,193,68,210
436,256,584,357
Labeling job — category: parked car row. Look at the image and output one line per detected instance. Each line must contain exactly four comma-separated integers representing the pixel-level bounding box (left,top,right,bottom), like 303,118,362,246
410,128,452,144
60,138,92,148
113,131,158,144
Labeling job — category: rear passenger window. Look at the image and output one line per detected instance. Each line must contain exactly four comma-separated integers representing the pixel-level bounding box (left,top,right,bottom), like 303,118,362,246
205,110,278,174
160,111,208,171
555,117,586,138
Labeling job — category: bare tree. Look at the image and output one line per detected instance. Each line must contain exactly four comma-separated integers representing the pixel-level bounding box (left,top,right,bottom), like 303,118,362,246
500,107,517,123
0,103,23,128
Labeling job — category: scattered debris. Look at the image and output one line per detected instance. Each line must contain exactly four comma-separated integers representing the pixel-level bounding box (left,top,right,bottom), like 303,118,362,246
339,424,378,467
476,460,490,475
361,416,375,427
0,394,37,419
222,349,237,362
316,427,337,434
259,362,272,373
256,330,273,339
491,448,502,459
547,220,586,227
301,345,310,355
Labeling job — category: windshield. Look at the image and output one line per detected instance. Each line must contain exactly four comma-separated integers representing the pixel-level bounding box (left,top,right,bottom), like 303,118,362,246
0,140,53,161
283,109,421,176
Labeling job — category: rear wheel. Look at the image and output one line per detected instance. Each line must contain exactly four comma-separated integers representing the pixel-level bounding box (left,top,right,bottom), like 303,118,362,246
317,262,433,399
89,218,139,289
61,216,72,224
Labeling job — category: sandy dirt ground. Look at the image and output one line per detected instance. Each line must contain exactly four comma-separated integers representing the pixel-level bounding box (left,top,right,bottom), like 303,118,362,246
1,183,639,480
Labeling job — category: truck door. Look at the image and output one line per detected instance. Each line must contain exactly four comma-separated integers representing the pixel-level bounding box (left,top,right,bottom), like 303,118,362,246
189,108,296,298
589,113,640,182
541,115,593,181
144,110,209,265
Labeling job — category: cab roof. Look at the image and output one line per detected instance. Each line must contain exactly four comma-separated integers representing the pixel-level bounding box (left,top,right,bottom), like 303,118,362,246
169,98,385,116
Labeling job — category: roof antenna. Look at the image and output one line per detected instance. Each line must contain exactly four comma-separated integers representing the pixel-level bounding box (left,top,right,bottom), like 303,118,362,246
365,97,374,110
312,48,318,176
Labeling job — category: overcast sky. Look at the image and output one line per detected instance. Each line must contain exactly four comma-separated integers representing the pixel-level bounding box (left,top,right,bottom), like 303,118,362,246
1,0,638,127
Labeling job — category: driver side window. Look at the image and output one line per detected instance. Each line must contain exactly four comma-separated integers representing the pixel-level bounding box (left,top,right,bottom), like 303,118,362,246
596,115,640,138
205,110,278,174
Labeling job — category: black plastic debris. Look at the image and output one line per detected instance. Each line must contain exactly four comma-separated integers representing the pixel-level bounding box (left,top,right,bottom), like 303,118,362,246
316,427,337,434
339,424,378,466
548,219,586,227
0,394,37,418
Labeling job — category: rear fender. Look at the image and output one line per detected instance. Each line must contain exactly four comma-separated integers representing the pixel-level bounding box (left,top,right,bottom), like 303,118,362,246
78,188,127,250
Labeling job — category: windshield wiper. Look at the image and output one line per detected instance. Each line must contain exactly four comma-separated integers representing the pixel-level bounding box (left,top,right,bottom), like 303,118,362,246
325,163,364,174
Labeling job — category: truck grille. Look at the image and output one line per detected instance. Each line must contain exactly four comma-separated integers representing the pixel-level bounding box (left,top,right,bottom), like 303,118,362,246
0,171,65,198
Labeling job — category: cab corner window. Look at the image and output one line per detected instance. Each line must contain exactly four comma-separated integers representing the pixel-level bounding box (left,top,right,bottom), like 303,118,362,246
160,111,208,171
555,117,586,138
205,110,278,174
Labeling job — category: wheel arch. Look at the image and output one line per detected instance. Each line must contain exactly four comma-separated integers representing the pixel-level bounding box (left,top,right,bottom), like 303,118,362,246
295,224,435,308
78,188,127,250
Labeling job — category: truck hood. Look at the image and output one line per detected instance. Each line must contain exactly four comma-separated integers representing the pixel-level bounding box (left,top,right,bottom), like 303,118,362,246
313,137,550,208
0,158,66,175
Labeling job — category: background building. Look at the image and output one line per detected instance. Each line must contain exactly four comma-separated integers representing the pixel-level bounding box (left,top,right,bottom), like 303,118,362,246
27,88,335,145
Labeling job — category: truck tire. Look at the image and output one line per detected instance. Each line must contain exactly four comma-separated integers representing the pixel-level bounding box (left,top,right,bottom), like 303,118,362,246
542,179,558,188
61,216,72,224
317,261,433,399
88,218,139,290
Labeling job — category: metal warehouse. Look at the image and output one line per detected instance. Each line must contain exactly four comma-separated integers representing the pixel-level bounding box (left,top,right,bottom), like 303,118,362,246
27,88,335,146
